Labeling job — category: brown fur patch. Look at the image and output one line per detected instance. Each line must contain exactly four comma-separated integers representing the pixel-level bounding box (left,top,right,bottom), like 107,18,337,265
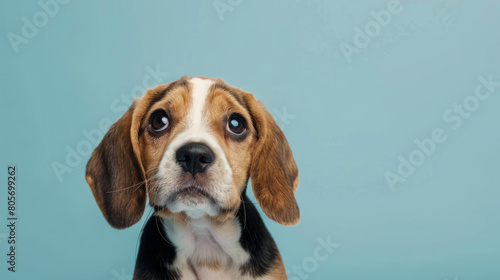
205,83,257,212
237,87,300,226
267,253,288,280
85,103,147,229
85,80,191,229
137,82,192,204
205,80,300,225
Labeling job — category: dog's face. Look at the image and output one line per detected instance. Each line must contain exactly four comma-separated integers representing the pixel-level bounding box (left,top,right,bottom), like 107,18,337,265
86,77,299,228
142,77,257,219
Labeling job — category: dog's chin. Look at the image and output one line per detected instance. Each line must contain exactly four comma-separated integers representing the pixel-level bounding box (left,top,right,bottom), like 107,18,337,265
164,186,220,219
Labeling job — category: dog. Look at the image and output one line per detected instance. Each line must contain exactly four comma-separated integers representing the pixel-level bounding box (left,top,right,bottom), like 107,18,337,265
85,76,299,280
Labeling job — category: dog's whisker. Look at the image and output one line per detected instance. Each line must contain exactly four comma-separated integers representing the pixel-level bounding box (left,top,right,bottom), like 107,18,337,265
107,170,160,194
135,207,155,253
155,215,174,246
106,180,147,193
146,174,160,195
145,166,159,174
240,192,247,230
156,215,175,246
148,184,156,195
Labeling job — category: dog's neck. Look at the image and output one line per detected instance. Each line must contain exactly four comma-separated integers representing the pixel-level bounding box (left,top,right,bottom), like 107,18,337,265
164,215,249,266
135,193,282,279
157,202,251,278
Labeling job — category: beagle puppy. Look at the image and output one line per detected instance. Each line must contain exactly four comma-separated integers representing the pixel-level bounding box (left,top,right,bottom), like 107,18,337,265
85,76,299,280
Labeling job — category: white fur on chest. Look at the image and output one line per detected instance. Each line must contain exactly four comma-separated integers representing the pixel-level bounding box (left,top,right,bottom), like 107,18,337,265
163,217,253,279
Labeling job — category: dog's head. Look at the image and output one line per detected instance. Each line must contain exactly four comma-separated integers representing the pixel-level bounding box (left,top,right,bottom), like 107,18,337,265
85,77,299,229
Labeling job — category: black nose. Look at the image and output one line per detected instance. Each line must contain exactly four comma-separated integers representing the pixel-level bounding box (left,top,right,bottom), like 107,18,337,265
175,143,215,176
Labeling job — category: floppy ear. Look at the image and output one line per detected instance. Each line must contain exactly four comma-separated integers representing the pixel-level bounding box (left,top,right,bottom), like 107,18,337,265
85,103,147,229
244,93,300,226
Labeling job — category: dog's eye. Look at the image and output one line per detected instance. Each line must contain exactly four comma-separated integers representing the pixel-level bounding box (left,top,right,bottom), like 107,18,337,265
148,110,169,134
227,114,247,135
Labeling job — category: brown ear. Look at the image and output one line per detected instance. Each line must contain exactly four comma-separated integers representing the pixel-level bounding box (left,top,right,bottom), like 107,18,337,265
85,103,147,229
244,93,300,225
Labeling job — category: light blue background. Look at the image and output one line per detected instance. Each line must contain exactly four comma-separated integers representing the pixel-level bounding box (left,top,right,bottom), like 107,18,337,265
1,0,500,279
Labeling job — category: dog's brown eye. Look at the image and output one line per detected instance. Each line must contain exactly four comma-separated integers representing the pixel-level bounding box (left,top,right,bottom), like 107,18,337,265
227,114,246,135
148,110,169,134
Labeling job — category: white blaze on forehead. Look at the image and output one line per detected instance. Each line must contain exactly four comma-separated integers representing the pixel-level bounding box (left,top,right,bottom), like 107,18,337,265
188,77,214,129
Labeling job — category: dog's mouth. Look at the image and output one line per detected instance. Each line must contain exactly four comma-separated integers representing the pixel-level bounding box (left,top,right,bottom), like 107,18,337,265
151,185,237,218
177,186,213,201
166,185,217,207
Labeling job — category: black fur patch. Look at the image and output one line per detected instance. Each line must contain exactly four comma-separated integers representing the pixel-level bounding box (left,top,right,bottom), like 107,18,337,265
237,190,280,277
133,215,181,280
